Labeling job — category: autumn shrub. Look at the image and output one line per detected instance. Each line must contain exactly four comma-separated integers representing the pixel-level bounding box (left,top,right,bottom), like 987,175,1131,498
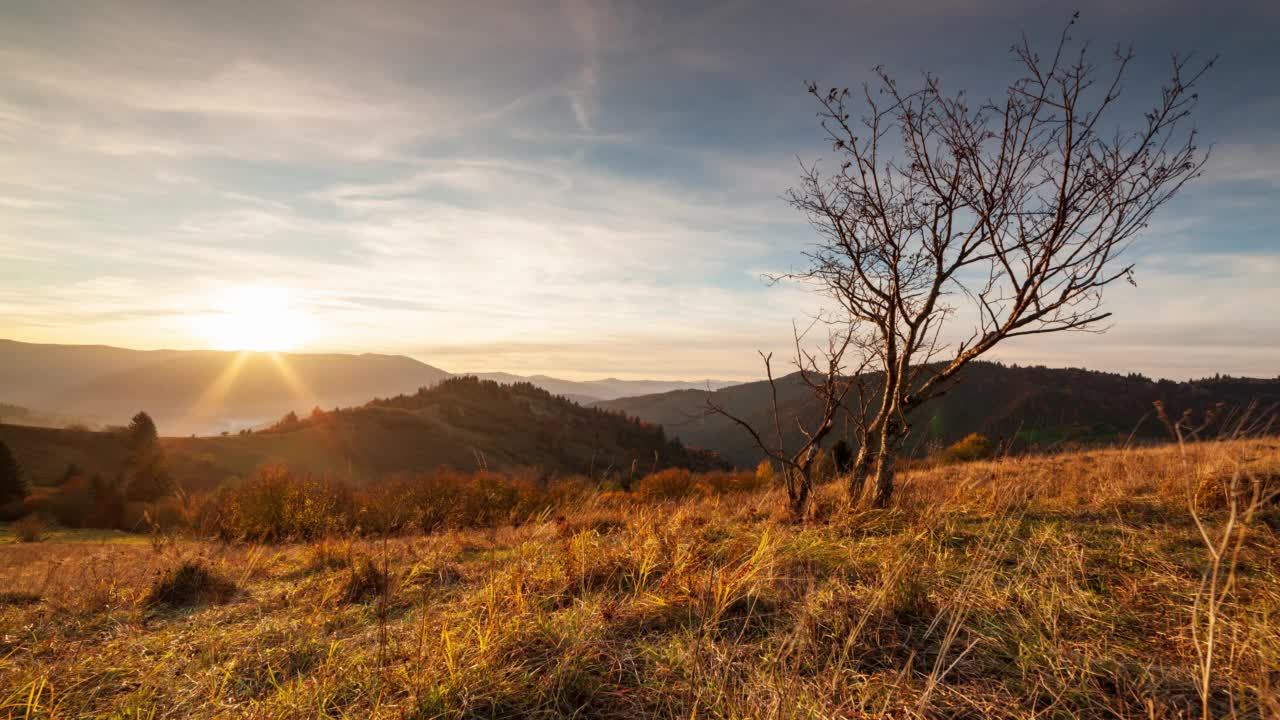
201,463,764,540
143,495,191,532
755,459,776,485
691,469,768,496
456,470,530,525
636,468,695,499
362,469,591,532
353,478,421,534
23,483,91,528
942,432,993,463
212,465,352,540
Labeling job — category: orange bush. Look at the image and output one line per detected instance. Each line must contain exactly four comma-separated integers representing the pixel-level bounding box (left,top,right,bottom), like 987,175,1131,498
636,468,695,499
942,433,993,463
209,465,352,540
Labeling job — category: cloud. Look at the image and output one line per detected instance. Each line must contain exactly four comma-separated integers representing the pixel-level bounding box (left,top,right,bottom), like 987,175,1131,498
0,0,1276,381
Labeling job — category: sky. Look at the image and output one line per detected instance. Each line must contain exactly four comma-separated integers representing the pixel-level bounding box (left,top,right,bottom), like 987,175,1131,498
0,0,1277,381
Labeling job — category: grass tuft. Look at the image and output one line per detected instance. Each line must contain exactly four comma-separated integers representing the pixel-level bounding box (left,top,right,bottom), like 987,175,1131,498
342,556,389,603
145,560,238,607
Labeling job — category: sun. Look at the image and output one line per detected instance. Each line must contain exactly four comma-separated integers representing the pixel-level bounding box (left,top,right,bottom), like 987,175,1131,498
196,286,313,352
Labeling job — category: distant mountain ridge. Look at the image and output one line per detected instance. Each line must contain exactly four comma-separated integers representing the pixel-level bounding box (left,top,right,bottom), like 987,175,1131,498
0,339,451,436
473,372,739,404
597,363,1280,467
0,339,740,436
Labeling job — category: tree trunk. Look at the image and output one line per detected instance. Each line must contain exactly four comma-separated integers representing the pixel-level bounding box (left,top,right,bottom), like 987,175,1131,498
789,472,811,517
848,428,880,502
871,421,905,508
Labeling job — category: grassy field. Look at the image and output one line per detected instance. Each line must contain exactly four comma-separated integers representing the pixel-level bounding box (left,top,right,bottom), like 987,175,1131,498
2,440,1278,719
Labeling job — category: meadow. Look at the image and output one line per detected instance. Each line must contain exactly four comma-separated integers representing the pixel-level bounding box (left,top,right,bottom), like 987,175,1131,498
2,439,1278,719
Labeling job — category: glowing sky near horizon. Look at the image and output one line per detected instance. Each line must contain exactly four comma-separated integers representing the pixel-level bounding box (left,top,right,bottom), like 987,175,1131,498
0,0,1277,381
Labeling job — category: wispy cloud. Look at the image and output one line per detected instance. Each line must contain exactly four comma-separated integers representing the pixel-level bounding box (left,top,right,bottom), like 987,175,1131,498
0,0,1276,380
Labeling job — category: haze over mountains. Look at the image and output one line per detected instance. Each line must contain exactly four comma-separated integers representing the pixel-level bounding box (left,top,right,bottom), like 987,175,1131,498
471,373,738,406
0,339,738,436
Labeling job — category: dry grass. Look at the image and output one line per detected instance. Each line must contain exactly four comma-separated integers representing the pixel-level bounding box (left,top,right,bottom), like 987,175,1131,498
1,439,1277,719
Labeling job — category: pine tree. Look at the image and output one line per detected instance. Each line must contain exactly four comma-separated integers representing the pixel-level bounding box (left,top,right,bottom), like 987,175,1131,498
123,411,173,502
126,411,158,453
0,438,27,505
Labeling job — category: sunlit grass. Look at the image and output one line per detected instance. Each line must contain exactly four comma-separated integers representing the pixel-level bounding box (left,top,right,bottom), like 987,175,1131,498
2,439,1277,718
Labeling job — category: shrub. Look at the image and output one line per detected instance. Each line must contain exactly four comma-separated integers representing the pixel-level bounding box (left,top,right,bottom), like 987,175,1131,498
353,479,419,534
360,468,591,533
692,470,768,496
942,433,993,463
212,465,351,540
755,459,776,485
637,468,695,499
143,495,190,532
88,474,128,529
14,514,44,542
43,476,95,528
196,462,771,540
146,561,238,607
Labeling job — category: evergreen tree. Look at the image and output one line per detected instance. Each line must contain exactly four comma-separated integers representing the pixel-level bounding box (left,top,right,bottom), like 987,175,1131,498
0,438,27,504
123,411,173,502
126,411,159,452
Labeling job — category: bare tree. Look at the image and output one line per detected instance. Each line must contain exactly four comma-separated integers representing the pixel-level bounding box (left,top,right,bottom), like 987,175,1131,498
707,322,864,516
779,15,1211,506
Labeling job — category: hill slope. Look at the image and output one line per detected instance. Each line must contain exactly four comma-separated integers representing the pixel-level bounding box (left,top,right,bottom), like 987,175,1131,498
598,362,1280,466
1,377,727,489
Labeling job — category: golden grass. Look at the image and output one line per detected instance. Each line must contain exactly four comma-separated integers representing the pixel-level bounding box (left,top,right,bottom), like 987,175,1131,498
1,439,1278,718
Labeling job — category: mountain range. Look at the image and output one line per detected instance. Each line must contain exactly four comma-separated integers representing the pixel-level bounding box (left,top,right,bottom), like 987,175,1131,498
0,339,738,436
4,339,1277,482
598,362,1280,467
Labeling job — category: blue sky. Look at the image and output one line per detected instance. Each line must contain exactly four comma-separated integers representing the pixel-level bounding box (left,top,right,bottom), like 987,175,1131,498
0,0,1276,380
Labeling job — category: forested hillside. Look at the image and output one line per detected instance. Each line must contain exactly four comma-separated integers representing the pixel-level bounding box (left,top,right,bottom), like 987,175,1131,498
599,362,1280,466
0,377,726,489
